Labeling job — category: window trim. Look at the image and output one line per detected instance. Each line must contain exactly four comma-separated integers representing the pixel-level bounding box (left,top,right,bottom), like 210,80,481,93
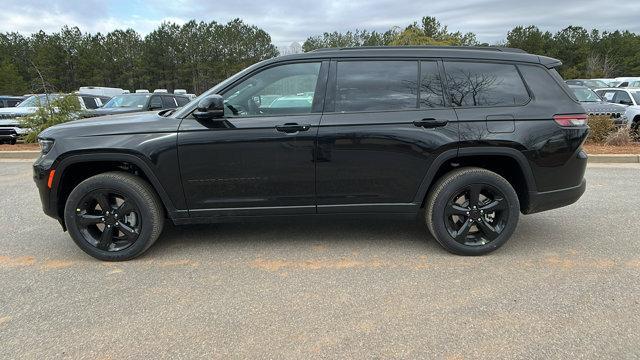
441,59,533,109
419,59,448,109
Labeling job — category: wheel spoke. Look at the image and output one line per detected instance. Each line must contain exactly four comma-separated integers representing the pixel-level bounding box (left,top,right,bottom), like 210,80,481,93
116,200,134,215
480,197,507,212
97,226,114,250
475,218,500,241
446,204,469,216
454,219,473,242
77,214,103,226
94,193,111,212
117,221,139,241
468,184,481,208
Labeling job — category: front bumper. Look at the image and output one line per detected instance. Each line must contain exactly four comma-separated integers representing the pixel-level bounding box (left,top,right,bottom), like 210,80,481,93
33,156,61,222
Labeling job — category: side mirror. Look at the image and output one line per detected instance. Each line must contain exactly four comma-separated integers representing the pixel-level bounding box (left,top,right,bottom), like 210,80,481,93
619,100,633,106
193,95,225,120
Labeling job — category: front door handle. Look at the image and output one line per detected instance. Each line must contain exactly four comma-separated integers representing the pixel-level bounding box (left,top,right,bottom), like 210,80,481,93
275,123,311,133
413,118,448,128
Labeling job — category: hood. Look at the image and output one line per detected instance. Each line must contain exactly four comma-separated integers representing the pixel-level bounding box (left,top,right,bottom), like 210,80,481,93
0,107,37,119
83,107,143,118
579,102,628,116
39,111,180,139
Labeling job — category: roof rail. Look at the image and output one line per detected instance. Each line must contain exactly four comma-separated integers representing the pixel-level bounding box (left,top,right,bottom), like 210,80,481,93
311,45,527,54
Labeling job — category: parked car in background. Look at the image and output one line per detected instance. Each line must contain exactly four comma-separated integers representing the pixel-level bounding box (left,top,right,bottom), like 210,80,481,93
591,78,620,87
565,79,609,89
614,77,640,88
0,95,26,108
595,88,640,132
618,80,640,88
83,93,191,118
567,85,628,126
33,46,589,260
79,86,125,98
0,93,110,144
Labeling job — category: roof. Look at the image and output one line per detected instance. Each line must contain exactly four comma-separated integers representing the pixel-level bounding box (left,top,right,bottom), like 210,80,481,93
275,46,562,68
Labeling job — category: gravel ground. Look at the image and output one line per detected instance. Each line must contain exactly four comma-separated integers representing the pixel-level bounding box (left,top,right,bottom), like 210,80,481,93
0,161,639,359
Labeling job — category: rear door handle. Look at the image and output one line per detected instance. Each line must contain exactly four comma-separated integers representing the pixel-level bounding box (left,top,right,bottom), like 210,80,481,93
275,123,311,133
413,118,448,128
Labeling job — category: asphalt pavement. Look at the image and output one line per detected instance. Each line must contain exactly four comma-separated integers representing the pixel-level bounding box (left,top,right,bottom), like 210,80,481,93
0,160,639,359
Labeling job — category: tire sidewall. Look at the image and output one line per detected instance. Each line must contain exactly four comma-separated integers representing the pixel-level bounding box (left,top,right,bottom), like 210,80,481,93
430,170,520,255
64,174,158,261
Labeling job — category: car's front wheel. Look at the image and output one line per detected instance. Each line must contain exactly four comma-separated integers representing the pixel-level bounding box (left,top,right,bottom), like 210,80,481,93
64,172,164,261
425,167,520,255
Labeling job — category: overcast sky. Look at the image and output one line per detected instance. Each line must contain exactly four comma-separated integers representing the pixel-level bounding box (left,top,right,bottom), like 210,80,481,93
2,0,640,47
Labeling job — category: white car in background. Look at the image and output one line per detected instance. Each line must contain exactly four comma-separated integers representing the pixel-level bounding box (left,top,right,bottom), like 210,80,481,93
0,93,110,144
595,88,640,132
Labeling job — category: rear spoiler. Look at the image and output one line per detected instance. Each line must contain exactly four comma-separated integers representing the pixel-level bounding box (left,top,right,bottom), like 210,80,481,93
539,55,562,69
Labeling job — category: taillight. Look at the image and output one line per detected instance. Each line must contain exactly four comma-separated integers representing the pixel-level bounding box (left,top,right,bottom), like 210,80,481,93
553,114,588,127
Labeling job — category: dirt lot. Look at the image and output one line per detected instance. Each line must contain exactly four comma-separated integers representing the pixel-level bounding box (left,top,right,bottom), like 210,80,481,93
1,161,639,359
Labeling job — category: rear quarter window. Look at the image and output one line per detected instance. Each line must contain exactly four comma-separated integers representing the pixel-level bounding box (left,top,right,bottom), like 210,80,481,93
518,65,577,103
443,61,530,107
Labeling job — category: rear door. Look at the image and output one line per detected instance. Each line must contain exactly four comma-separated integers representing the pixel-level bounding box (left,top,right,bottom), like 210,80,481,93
316,59,458,213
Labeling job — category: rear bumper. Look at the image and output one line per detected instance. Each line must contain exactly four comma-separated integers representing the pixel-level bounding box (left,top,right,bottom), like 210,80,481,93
524,178,586,214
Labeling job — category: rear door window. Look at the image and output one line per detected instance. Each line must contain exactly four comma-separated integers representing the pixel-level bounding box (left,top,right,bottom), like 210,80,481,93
335,60,418,112
612,91,633,105
444,61,530,107
162,96,178,108
81,96,99,109
176,96,189,107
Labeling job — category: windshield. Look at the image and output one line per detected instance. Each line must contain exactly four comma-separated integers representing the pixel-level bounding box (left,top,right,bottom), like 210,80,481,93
571,87,602,102
17,94,61,108
102,94,149,108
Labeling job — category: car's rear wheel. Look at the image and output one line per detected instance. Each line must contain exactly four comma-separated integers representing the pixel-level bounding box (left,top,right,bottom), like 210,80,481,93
425,167,520,255
64,172,164,261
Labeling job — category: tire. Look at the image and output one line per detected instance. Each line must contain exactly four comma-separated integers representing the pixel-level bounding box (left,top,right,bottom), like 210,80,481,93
425,167,520,256
64,172,164,261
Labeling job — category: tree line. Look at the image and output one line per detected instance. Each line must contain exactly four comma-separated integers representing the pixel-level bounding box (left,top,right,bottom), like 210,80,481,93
0,19,278,95
1,16,639,96
303,17,640,79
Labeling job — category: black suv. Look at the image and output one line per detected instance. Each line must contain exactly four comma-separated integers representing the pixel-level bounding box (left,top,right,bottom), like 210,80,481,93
33,47,588,261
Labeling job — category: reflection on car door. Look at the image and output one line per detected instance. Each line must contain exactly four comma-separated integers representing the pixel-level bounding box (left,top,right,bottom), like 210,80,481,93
316,59,458,213
178,61,329,217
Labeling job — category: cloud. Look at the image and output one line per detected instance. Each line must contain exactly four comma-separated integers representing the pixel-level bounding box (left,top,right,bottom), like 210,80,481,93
1,0,639,46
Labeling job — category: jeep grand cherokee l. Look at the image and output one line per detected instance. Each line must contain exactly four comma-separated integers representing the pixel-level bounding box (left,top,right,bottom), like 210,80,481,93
33,46,588,261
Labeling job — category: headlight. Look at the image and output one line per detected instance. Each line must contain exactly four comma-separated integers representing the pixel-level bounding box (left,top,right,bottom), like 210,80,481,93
38,138,54,154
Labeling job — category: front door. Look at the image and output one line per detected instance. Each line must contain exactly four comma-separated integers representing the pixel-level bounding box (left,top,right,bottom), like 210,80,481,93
178,61,328,217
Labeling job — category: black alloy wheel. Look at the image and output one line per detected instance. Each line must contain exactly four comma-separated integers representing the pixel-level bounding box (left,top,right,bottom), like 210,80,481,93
64,172,164,261
425,167,520,256
444,184,509,246
74,190,141,252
